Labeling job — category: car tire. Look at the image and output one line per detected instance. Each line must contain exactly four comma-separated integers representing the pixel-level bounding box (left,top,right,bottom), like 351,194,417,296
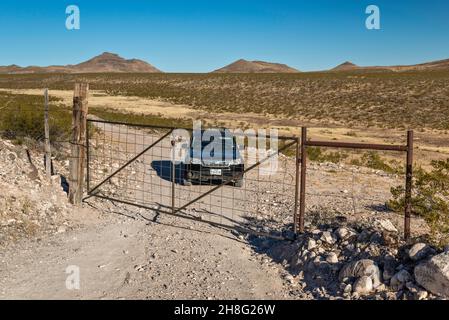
234,179,243,188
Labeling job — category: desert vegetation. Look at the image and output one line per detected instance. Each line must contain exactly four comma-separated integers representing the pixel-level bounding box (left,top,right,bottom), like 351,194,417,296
1,71,449,129
0,91,70,145
388,159,449,246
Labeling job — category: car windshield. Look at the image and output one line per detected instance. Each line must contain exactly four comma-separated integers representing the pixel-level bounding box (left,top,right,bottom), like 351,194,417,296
192,135,236,150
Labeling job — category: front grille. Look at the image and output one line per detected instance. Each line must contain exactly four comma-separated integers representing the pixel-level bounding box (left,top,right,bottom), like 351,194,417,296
201,161,229,168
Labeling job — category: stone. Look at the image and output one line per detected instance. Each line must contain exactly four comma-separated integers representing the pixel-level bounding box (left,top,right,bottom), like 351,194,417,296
335,227,349,240
408,243,433,261
414,290,428,300
357,230,371,242
326,252,339,264
339,259,382,288
56,226,67,234
390,270,411,291
377,219,398,233
382,256,397,281
415,251,449,297
343,284,352,293
307,239,317,250
320,231,336,244
353,276,373,295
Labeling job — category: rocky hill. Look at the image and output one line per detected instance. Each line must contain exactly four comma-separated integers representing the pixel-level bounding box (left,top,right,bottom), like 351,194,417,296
331,58,449,72
0,52,162,74
331,61,360,71
213,59,300,73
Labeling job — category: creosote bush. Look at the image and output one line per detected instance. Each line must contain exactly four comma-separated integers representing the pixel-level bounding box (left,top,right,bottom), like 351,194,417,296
350,151,400,174
388,159,449,246
0,92,71,146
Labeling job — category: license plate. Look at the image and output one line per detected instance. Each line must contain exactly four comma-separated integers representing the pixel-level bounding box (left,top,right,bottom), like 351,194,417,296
210,169,222,176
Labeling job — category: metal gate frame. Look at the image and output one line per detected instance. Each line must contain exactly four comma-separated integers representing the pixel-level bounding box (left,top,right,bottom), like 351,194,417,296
85,119,413,240
84,119,301,235
297,127,414,241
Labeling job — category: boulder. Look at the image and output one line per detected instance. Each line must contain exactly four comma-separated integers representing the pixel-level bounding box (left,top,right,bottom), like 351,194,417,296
320,231,336,244
382,256,397,281
353,276,373,295
415,252,449,297
335,227,351,240
339,259,382,288
307,239,317,250
390,270,411,291
376,219,398,233
408,243,434,261
326,252,339,264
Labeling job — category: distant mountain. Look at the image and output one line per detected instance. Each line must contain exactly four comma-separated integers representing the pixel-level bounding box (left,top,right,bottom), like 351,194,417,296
213,59,300,73
331,61,360,71
0,52,162,74
331,58,449,72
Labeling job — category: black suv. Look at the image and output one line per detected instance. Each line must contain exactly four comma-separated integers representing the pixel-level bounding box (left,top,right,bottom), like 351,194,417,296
182,129,244,187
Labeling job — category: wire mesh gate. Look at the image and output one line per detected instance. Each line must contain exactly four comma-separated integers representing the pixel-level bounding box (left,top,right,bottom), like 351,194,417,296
85,119,414,240
85,119,300,237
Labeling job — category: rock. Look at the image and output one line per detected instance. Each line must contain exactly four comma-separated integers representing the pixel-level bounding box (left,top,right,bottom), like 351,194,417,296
326,252,339,264
415,252,449,297
357,230,371,242
335,227,350,240
369,232,384,244
414,290,428,300
408,243,433,261
320,231,336,244
353,276,373,295
284,274,295,284
377,219,398,233
339,259,382,288
382,256,397,281
343,284,352,293
56,226,67,234
390,270,411,291
307,239,317,250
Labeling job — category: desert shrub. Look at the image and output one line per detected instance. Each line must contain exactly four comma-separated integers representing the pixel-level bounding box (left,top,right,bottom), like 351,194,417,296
351,151,399,174
307,146,348,163
0,91,70,146
387,159,449,246
0,105,71,144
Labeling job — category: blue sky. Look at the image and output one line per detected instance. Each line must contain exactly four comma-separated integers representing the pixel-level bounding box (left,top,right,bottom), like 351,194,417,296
0,0,448,72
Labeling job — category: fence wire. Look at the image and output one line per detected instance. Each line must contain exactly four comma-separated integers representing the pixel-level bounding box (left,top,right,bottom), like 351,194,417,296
86,120,298,236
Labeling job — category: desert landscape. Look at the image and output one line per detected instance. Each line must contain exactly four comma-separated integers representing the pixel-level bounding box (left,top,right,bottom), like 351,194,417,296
1,48,449,302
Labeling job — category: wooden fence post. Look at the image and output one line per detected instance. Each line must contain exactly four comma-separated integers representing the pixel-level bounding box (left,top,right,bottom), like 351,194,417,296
44,88,51,178
69,83,89,205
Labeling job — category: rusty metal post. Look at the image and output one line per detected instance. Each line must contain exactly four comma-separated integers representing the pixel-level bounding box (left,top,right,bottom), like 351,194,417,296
298,127,307,233
404,130,413,241
171,138,176,214
293,137,301,234
86,119,90,193
43,88,51,179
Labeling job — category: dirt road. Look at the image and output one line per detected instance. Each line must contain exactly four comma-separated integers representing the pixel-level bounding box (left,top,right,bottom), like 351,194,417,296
0,201,290,299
